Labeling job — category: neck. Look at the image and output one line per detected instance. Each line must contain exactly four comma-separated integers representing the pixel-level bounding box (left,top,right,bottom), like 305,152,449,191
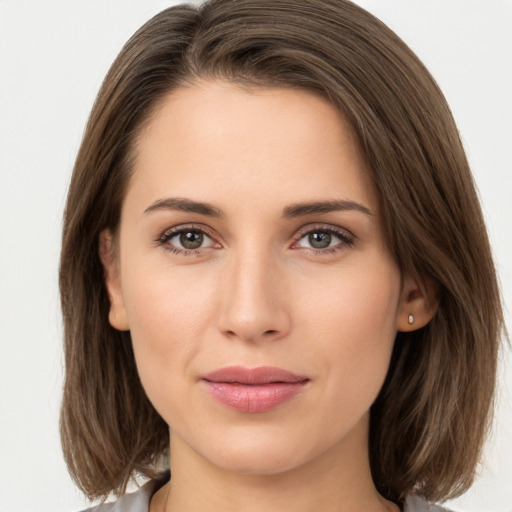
154,414,398,512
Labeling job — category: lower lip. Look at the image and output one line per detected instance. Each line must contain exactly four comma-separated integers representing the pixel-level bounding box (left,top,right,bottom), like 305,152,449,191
202,381,308,413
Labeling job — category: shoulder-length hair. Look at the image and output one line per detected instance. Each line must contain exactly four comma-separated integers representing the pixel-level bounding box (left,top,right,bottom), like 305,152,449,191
59,0,503,504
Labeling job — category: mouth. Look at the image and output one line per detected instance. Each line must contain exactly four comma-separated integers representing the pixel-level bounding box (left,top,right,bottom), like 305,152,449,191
201,366,310,413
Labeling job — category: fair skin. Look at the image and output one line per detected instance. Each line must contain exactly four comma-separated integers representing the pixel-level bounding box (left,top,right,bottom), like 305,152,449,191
101,80,436,512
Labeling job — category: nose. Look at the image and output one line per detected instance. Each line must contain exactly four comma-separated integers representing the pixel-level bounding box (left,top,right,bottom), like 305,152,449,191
216,246,291,343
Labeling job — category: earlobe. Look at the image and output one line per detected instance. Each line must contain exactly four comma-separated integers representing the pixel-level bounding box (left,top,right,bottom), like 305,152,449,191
397,275,439,332
99,229,130,331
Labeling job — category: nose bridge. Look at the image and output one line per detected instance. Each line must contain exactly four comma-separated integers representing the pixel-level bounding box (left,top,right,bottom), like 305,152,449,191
217,241,290,342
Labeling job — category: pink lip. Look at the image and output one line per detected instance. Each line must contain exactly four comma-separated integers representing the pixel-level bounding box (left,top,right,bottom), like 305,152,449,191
202,366,309,413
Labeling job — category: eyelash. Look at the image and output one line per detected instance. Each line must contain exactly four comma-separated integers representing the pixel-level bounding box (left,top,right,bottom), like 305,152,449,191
292,224,355,254
157,223,355,256
157,224,218,257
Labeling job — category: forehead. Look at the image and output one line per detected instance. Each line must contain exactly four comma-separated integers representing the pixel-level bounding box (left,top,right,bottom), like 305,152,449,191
127,80,376,215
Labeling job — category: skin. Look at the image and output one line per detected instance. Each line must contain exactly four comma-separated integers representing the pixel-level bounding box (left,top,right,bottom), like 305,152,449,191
101,80,436,512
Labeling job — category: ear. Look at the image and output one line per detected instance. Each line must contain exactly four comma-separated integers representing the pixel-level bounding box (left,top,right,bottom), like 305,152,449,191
98,229,130,331
396,274,439,332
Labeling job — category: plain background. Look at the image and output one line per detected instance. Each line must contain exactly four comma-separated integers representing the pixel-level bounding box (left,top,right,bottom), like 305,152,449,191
0,1,511,511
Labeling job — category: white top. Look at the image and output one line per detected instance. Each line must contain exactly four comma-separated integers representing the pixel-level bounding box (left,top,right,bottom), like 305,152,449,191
81,479,453,512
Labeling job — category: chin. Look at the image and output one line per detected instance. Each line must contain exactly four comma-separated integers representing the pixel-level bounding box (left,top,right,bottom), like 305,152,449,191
194,426,323,476
214,448,308,476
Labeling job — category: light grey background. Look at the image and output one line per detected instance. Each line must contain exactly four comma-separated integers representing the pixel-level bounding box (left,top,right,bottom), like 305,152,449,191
0,1,510,511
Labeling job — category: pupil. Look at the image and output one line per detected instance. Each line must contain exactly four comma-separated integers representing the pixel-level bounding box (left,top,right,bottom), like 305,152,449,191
180,231,203,249
309,231,331,249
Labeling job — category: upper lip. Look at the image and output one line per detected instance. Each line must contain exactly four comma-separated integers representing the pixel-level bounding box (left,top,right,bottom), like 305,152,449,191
202,366,309,385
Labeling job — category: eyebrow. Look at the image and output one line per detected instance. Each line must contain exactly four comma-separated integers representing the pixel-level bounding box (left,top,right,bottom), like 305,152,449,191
144,197,224,217
282,199,373,218
143,197,372,218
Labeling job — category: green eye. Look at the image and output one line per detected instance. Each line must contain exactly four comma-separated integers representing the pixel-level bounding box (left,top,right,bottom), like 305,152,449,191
178,230,205,249
298,230,340,249
295,227,354,252
307,231,332,249
160,227,216,253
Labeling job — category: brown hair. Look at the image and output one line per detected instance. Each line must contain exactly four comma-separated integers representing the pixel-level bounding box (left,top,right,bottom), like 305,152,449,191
59,0,503,504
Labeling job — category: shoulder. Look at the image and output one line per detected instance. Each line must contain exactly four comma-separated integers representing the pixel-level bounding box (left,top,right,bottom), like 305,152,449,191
404,495,454,512
79,479,159,512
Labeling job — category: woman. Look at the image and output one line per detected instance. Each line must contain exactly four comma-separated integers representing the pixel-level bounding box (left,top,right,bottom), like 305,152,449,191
59,1,503,511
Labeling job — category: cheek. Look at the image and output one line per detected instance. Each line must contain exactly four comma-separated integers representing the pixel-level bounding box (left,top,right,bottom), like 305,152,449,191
120,259,217,410
299,263,401,407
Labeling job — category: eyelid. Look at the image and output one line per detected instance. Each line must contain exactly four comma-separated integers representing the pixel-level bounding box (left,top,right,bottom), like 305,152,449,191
290,223,355,251
157,223,221,254
156,222,355,256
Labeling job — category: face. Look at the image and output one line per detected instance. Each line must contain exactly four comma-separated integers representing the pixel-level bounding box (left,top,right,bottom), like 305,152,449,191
103,80,420,477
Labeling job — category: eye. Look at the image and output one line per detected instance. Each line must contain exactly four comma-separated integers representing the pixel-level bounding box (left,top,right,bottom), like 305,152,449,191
293,226,354,252
159,226,218,254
